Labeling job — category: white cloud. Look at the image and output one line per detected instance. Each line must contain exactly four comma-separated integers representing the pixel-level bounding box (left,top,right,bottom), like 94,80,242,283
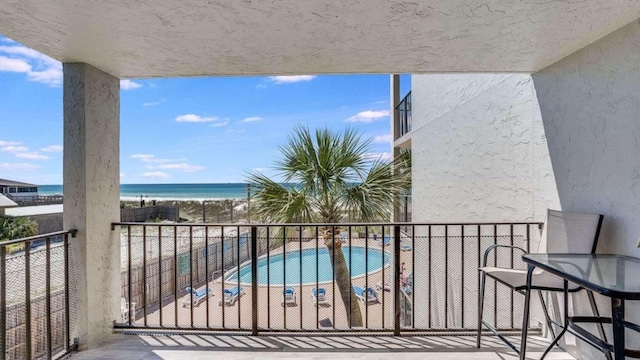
175,114,218,123
256,84,267,89
121,79,143,90
346,110,390,123
131,154,174,163
120,172,125,178
140,172,169,179
210,121,229,127
0,56,31,72
41,145,63,152
240,116,262,123
0,45,62,86
269,75,316,84
154,163,204,172
1,145,28,153
374,134,392,143
0,162,39,171
0,140,21,146
16,152,50,160
362,152,392,161
131,154,154,160
142,99,165,107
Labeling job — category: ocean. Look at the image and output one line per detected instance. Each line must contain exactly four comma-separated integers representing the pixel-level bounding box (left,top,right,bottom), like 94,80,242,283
38,183,253,201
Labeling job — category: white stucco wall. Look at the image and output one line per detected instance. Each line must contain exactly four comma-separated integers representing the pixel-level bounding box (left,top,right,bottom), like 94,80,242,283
410,73,560,223
533,18,640,357
406,73,561,331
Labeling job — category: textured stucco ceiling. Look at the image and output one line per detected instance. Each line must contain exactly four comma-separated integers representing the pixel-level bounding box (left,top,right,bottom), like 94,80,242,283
0,0,639,78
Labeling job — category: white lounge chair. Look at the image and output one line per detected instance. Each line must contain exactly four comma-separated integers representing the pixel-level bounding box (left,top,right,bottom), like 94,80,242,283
182,286,214,308
120,297,136,323
281,287,297,306
353,286,378,303
219,286,243,306
311,287,327,306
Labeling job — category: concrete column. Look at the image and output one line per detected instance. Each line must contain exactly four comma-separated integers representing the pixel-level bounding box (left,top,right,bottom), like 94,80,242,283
63,63,120,349
390,74,400,145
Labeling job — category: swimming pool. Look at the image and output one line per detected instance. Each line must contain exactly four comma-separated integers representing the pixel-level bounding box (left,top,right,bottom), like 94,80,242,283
226,246,390,286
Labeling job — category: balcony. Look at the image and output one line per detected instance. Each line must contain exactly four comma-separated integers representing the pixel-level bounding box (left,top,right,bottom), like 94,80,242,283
0,222,575,359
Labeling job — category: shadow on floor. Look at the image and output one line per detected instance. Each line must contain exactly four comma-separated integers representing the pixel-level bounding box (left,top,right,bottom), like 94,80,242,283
69,333,573,360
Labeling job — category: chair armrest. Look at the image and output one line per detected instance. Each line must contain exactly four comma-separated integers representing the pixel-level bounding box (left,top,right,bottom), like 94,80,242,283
482,244,527,267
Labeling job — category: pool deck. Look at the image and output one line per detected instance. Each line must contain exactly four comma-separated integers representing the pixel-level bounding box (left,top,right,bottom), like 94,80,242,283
132,237,408,330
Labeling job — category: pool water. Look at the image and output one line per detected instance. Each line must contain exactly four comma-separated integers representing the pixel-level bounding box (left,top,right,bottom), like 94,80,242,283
226,246,389,286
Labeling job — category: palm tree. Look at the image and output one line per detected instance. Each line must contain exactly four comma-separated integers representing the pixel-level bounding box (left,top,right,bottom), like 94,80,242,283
246,125,411,327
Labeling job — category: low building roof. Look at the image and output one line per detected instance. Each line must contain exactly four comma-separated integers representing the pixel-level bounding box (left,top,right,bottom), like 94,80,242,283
5,204,63,217
0,194,18,208
0,178,38,187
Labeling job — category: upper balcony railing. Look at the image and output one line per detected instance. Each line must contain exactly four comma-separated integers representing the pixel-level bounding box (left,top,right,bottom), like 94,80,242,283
395,91,412,140
0,230,78,360
111,221,542,335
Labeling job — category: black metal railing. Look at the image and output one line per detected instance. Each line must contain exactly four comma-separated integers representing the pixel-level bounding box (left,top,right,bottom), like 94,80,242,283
113,221,542,335
0,230,77,360
395,91,411,139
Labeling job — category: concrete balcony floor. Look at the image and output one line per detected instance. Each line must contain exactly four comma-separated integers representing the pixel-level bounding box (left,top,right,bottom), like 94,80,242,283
69,333,573,360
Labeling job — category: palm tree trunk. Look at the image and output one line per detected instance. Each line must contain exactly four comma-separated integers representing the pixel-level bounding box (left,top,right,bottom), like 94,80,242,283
325,235,363,327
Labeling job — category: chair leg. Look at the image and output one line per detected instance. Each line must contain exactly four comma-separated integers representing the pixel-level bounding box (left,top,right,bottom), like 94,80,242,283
519,266,534,360
587,290,613,360
538,290,557,340
477,271,487,348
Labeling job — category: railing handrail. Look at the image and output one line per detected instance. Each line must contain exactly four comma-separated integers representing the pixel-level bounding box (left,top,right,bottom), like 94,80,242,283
395,90,411,110
112,221,542,228
0,229,77,247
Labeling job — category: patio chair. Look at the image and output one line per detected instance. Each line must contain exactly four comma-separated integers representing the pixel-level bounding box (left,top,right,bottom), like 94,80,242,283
182,286,214,308
311,287,328,306
380,236,391,246
353,286,378,303
218,286,243,306
376,274,391,292
120,297,136,324
478,209,606,360
282,286,297,306
400,244,412,251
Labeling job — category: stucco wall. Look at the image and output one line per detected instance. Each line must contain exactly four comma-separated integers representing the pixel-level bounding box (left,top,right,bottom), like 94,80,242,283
410,73,560,223
533,18,640,357
407,73,560,330
63,63,121,349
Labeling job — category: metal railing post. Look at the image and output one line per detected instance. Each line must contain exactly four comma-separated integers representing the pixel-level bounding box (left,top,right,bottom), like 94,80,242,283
251,226,258,335
394,225,401,335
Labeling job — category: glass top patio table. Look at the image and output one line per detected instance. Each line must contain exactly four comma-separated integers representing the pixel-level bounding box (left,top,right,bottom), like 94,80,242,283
522,254,640,300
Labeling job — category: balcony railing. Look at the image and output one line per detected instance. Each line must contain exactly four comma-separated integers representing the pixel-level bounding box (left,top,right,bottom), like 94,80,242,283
0,230,78,360
112,221,542,335
395,91,412,140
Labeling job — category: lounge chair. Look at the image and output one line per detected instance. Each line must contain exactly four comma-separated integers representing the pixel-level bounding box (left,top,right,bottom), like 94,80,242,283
218,286,243,306
353,286,378,303
380,236,391,246
311,287,327,306
182,286,214,307
281,286,297,306
400,244,412,251
120,297,136,323
376,274,391,292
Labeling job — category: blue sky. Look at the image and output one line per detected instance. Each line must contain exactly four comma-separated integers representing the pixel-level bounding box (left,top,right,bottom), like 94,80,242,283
0,35,410,184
